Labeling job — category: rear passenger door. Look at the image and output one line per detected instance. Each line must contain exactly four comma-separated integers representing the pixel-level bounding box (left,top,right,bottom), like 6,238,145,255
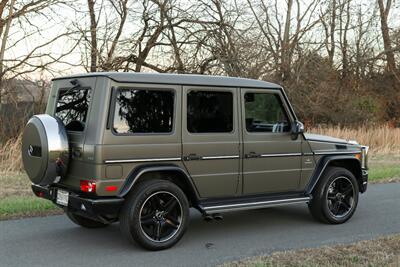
182,86,240,198
241,88,302,195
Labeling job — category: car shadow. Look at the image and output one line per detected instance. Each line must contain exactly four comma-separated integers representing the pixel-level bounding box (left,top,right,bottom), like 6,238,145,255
46,204,317,252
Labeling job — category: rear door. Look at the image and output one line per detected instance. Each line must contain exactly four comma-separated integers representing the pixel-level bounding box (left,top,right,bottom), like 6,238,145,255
182,86,240,198
241,88,302,194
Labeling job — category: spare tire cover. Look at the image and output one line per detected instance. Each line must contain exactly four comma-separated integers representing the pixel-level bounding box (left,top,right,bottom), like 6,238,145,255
21,114,70,185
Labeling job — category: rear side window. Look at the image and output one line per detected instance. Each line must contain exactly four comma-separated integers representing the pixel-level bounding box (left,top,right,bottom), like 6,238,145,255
55,88,91,131
244,93,290,133
187,91,233,133
113,89,174,134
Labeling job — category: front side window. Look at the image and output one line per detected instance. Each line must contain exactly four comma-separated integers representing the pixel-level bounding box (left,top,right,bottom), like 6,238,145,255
244,92,290,133
113,89,174,134
187,91,233,133
55,88,91,131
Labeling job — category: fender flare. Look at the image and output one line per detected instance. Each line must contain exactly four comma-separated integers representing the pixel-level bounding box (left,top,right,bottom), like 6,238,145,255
117,164,200,200
305,155,362,195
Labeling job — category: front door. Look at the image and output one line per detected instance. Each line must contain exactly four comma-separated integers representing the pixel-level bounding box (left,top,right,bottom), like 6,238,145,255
182,86,240,198
241,88,302,194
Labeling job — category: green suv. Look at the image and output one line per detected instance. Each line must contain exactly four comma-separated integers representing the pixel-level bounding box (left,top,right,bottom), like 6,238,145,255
21,73,369,250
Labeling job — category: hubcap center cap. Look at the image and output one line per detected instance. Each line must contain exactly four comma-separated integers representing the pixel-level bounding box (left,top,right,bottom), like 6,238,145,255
155,210,166,220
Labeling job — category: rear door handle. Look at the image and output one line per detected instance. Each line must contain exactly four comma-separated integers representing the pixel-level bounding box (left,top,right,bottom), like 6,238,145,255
183,154,201,161
245,152,260,158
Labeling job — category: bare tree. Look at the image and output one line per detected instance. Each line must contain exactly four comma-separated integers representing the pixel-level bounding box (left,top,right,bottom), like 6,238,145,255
377,0,396,73
247,0,321,82
0,0,78,111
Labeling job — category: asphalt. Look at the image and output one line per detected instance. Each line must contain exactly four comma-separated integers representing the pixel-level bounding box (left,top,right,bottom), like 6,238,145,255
0,183,399,267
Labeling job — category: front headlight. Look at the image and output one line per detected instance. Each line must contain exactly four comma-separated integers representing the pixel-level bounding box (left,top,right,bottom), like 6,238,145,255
361,146,369,169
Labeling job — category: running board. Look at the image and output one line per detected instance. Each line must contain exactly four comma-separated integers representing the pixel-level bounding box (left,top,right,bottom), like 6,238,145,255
201,196,311,214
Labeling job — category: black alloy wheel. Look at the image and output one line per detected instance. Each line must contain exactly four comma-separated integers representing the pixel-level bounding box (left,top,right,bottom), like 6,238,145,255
120,179,189,250
309,167,359,224
139,191,183,242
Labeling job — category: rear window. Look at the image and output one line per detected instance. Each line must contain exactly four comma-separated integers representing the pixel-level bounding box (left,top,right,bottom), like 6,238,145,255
55,88,91,131
113,88,174,134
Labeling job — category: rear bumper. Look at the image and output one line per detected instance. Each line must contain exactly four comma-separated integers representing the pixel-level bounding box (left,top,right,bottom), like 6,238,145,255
360,169,368,193
31,184,124,223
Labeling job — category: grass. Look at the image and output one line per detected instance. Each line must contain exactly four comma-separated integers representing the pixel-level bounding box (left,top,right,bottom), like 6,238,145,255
307,124,400,155
0,172,62,220
222,235,400,267
368,154,400,183
0,196,62,220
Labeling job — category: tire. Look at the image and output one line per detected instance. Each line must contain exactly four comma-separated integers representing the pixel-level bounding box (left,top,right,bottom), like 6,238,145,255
308,167,359,224
119,179,190,251
66,211,109,228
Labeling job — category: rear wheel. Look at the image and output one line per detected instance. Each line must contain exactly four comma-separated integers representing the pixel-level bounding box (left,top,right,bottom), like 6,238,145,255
66,211,109,228
119,179,189,250
308,167,359,224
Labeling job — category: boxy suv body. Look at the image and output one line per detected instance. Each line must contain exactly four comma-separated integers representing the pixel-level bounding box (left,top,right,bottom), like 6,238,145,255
22,73,369,250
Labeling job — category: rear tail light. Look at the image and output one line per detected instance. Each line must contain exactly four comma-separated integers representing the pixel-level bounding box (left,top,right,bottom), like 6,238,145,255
80,180,96,193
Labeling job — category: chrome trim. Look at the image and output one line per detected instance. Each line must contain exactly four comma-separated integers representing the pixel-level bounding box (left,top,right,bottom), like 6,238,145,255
104,157,181,164
313,151,360,155
203,197,311,213
260,153,302,158
303,152,314,156
305,139,348,146
201,155,239,160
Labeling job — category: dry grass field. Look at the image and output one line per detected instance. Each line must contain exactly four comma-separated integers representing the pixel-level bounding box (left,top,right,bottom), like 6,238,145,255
307,124,400,155
223,235,400,267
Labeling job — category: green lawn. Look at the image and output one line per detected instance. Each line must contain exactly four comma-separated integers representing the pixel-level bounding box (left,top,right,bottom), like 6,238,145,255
0,196,61,220
0,172,62,220
368,154,400,182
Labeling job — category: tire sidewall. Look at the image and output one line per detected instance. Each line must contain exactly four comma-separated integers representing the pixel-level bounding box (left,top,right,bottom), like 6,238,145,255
122,180,189,250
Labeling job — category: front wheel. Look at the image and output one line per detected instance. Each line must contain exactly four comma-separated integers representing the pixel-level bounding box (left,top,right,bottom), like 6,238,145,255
119,179,190,250
309,167,359,224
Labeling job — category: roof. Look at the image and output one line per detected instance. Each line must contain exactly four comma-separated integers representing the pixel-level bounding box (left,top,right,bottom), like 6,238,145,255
52,72,281,89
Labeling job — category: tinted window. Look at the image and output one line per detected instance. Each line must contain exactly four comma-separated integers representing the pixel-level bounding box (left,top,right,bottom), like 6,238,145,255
55,88,91,131
187,91,233,133
113,89,174,134
245,93,290,133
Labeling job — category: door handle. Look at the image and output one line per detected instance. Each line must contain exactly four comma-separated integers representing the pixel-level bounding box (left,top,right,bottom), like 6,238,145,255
245,152,260,158
183,153,201,161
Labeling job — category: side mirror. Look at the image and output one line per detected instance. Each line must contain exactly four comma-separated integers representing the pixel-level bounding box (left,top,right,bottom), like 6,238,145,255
291,121,304,140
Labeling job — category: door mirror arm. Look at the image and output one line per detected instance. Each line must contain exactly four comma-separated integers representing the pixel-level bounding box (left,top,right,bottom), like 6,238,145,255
290,121,304,140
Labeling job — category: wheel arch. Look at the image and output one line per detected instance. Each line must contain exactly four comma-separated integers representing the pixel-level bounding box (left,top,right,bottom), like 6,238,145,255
305,155,363,195
118,164,200,206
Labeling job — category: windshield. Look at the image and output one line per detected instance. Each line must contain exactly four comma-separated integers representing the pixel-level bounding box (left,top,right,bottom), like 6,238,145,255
55,87,91,132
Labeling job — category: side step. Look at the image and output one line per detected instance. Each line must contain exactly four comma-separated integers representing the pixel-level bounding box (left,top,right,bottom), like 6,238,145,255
201,196,311,214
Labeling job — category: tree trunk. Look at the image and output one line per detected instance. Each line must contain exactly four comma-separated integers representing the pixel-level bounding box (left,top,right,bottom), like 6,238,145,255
377,0,396,73
280,0,293,81
87,0,97,72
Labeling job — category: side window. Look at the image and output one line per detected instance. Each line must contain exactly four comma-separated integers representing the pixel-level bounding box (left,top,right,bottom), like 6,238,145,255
55,88,91,132
244,92,290,133
113,88,174,134
187,91,233,133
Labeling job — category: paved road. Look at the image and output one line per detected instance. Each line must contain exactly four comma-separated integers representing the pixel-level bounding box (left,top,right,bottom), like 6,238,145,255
1,183,399,267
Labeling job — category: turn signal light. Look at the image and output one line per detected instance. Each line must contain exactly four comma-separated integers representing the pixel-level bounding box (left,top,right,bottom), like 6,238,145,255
80,180,96,193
